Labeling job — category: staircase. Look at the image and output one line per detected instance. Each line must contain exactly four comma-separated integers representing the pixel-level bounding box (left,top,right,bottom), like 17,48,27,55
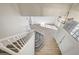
0,31,35,55
35,32,44,51
32,24,61,55
0,49,11,55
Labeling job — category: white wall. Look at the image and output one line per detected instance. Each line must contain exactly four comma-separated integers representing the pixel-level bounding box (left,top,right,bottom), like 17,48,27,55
68,4,79,22
18,4,42,16
42,4,70,17
0,4,30,39
31,16,56,25
18,3,71,16
17,3,71,25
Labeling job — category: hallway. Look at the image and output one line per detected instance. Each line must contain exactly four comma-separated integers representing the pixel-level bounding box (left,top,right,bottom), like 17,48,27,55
32,25,61,55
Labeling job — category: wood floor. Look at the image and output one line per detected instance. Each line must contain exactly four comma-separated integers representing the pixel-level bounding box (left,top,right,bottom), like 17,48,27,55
32,25,61,55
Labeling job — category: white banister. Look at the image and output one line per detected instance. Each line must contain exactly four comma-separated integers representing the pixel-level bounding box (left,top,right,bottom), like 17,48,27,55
14,36,24,48
0,43,17,55
11,36,22,49
7,40,20,51
17,35,25,46
0,31,35,55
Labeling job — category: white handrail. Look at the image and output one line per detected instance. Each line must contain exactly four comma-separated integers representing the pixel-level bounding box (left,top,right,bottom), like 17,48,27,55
7,40,20,51
13,36,22,49
0,43,17,55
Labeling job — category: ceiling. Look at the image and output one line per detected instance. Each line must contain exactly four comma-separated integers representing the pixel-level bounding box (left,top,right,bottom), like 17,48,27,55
17,3,70,16
17,3,79,17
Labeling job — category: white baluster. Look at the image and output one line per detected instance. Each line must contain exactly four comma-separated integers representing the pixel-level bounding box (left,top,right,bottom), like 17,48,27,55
7,40,20,52
14,36,23,49
18,34,25,45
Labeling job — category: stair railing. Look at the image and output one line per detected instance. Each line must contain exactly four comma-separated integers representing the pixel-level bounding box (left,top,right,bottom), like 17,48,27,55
0,31,34,55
